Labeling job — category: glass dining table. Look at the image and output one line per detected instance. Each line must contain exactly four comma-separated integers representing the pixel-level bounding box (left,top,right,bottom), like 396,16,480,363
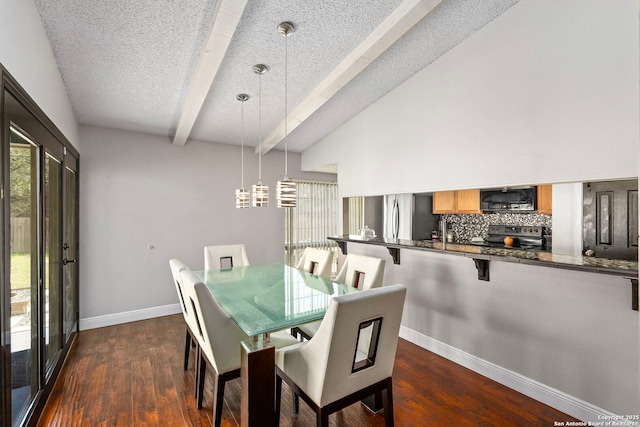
194,263,358,427
196,263,358,338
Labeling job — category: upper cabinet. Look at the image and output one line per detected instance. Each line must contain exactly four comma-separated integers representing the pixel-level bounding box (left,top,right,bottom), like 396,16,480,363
537,185,552,214
433,189,481,214
456,189,481,213
433,191,456,213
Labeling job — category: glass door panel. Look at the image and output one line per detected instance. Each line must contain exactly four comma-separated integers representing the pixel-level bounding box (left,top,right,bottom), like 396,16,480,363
44,152,62,373
63,166,77,341
3,74,78,427
9,127,40,426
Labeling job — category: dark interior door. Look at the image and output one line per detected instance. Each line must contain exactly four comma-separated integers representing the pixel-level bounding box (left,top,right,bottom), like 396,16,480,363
583,180,638,261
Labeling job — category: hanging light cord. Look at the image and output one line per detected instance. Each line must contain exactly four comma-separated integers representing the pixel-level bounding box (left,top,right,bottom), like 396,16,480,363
241,99,245,189
284,29,289,180
258,71,263,184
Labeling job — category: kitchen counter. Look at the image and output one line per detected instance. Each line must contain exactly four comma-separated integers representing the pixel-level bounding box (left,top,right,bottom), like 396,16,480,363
328,235,639,277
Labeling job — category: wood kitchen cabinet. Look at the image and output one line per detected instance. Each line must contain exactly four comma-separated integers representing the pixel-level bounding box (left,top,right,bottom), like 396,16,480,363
433,189,481,214
433,191,457,213
537,185,552,214
456,189,481,213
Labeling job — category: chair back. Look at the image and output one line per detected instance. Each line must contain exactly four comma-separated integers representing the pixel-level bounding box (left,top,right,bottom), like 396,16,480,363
295,248,333,279
285,284,406,407
204,244,250,270
335,254,385,290
169,259,199,333
180,269,250,374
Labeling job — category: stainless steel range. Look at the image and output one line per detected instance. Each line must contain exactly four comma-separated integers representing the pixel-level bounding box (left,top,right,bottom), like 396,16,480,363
473,224,544,250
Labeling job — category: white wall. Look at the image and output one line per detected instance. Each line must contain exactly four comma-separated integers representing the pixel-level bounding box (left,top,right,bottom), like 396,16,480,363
302,0,639,195
79,125,334,324
0,0,79,147
301,0,640,419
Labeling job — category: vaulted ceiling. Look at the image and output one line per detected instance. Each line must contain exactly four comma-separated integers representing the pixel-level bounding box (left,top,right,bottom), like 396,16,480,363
35,0,520,154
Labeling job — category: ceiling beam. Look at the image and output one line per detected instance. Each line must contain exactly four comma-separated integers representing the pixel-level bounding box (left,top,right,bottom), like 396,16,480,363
257,0,444,154
172,0,248,146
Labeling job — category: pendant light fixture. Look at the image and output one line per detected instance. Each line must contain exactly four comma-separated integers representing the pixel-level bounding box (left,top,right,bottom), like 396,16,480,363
276,21,297,208
235,93,250,208
251,64,269,207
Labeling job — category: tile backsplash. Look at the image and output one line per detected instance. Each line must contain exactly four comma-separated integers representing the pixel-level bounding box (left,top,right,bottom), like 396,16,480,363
441,213,552,243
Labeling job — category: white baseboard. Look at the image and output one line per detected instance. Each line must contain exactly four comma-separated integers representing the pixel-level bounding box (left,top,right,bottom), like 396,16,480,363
79,303,182,331
399,326,625,424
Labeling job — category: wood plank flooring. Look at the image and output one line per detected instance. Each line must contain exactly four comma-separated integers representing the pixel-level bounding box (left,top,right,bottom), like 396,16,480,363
37,314,578,426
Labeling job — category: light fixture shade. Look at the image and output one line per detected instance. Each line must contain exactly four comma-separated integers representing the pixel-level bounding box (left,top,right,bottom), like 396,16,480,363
251,184,269,207
276,179,297,208
235,188,250,209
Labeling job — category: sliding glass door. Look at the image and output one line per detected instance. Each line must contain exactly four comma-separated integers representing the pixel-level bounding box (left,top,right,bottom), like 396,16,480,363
63,159,78,343
8,127,39,426
44,150,63,376
2,80,79,427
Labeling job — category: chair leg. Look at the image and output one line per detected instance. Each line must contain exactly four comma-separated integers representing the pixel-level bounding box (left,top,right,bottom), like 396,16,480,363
194,347,201,399
212,373,226,427
183,329,191,370
293,392,300,413
383,377,394,427
197,353,207,409
275,375,283,426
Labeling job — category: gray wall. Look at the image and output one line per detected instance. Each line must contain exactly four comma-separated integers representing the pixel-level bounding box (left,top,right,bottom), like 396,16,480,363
79,125,335,321
363,196,384,236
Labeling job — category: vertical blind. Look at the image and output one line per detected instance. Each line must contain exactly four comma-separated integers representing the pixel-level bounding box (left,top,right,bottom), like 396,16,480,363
285,180,339,272
348,196,364,235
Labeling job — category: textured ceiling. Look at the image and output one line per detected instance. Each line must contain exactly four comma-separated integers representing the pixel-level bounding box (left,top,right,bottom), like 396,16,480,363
35,0,521,153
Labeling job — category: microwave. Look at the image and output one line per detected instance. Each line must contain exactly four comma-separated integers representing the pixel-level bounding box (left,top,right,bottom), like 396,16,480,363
480,187,536,212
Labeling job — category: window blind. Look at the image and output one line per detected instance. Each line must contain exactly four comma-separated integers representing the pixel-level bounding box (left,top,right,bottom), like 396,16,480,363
285,180,339,273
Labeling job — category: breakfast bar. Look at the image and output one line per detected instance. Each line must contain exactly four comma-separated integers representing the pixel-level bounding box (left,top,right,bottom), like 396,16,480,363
329,232,639,419
329,236,639,310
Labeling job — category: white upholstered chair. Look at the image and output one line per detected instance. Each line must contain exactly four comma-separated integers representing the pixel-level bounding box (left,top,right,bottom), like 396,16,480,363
169,259,198,372
180,269,298,427
204,244,250,270
293,253,386,341
289,248,333,339
334,253,385,290
295,247,333,279
275,284,407,427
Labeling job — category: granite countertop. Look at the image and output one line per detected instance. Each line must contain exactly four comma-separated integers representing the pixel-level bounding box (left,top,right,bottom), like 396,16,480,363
328,236,639,277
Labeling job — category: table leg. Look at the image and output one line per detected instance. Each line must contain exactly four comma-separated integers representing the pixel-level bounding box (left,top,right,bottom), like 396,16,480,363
361,392,384,413
241,338,276,427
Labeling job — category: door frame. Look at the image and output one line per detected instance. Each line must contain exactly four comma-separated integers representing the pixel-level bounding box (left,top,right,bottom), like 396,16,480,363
1,65,80,427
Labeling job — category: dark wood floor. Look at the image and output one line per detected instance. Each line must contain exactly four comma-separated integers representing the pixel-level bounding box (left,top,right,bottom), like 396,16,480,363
37,314,577,426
